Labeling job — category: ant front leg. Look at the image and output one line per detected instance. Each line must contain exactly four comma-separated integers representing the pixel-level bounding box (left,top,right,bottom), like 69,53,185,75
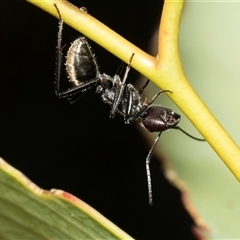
146,132,162,205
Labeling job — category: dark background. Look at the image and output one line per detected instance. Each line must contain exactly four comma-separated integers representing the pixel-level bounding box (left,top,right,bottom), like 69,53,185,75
1,1,197,239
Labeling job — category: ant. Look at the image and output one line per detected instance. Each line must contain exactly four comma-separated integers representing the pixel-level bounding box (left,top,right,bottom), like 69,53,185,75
54,5,205,205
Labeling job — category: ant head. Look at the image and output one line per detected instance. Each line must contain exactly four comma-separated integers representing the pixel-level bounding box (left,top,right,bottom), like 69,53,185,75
141,105,181,132
66,37,99,86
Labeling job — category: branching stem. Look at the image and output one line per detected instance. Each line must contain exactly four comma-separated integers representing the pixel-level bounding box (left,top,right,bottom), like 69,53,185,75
27,0,240,181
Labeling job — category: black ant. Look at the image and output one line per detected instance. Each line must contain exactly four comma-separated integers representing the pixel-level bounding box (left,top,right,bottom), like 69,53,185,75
54,5,205,205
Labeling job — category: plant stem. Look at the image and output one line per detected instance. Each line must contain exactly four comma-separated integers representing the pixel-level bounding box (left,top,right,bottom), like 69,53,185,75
27,0,240,181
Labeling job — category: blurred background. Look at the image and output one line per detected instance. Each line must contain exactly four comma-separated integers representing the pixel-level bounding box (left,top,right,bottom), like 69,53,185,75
1,1,198,239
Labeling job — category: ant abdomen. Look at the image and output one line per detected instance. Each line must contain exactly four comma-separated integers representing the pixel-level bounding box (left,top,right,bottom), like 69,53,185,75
66,37,99,86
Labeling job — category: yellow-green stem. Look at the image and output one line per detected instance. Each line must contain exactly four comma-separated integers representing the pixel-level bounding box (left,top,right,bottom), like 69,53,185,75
27,0,240,181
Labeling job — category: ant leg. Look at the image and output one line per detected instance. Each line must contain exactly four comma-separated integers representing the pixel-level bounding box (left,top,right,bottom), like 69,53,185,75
56,80,97,99
54,4,98,102
146,132,162,205
54,4,64,97
123,84,137,122
123,84,147,124
138,79,150,95
123,88,172,125
147,89,172,106
124,86,133,121
110,53,135,117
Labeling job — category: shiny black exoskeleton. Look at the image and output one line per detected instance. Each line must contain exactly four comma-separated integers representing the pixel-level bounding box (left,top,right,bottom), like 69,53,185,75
54,4,204,205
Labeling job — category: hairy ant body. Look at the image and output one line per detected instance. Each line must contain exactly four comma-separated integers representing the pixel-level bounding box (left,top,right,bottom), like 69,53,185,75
54,5,205,204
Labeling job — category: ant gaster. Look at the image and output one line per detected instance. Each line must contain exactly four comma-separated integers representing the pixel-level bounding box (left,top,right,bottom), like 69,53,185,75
54,5,205,205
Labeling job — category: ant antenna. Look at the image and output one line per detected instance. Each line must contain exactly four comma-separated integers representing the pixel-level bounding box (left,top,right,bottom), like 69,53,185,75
173,126,206,141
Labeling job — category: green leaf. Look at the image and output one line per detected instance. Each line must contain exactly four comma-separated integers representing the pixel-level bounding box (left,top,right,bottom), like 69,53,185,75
0,157,133,239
